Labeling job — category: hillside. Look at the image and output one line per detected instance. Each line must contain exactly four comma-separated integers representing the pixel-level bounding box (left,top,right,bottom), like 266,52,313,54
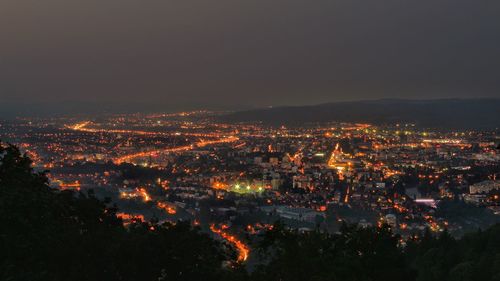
222,99,500,129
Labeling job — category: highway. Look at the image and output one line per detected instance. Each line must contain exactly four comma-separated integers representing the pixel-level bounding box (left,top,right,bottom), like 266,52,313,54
67,121,238,164
112,136,238,164
67,121,227,138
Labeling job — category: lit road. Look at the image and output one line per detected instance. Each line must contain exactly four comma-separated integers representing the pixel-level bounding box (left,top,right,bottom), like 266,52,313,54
210,224,249,263
67,121,227,138
68,121,170,136
112,136,238,164
67,121,238,164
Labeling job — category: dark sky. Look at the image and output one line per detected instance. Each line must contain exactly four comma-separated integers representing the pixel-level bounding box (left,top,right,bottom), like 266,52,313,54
1,0,500,114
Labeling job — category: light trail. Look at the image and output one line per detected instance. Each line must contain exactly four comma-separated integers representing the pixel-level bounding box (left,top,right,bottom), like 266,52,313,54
328,143,341,168
210,224,249,263
67,121,228,138
68,121,169,135
52,179,81,191
138,187,151,201
70,121,92,131
67,121,239,164
344,185,350,203
113,136,238,164
157,201,177,214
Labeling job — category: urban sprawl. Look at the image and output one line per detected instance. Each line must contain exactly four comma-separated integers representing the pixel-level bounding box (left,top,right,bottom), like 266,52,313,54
1,111,499,263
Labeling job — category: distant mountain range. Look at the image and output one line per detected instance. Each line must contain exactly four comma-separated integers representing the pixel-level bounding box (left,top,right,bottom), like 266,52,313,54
222,99,500,129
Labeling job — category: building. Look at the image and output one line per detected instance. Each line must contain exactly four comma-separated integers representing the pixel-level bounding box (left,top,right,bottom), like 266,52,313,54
470,180,500,194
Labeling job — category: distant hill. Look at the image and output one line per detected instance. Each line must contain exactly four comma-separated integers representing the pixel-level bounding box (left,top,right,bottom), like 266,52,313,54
222,99,500,129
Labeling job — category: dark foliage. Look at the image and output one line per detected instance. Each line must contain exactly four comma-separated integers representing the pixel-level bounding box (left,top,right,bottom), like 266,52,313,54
252,222,411,281
251,221,500,281
0,143,229,281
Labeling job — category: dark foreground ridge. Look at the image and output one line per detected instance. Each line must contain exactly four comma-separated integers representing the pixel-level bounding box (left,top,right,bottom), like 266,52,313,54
222,98,500,129
2,142,500,281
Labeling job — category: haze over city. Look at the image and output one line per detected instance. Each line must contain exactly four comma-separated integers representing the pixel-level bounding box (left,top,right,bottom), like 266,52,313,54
2,0,500,116
1,1,500,281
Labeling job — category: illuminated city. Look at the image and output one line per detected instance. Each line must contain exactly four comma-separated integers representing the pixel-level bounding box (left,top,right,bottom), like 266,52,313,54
1,110,499,271
2,0,500,280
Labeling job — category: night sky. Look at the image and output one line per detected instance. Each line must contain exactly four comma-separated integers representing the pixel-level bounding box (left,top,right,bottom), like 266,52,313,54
1,0,500,114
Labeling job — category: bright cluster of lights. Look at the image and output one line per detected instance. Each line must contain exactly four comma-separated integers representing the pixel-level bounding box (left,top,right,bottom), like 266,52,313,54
212,182,265,194
120,187,151,202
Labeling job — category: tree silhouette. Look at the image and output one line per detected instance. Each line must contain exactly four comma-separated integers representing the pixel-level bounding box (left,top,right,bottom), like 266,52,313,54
0,142,230,281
